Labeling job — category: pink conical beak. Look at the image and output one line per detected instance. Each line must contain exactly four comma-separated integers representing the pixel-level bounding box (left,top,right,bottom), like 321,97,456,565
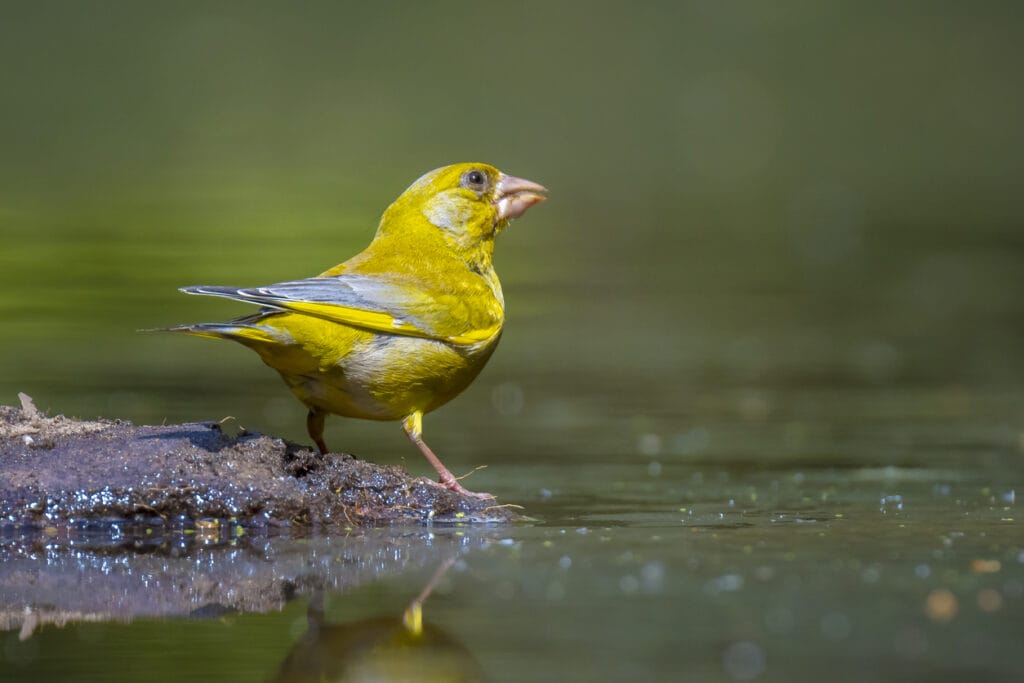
495,173,548,221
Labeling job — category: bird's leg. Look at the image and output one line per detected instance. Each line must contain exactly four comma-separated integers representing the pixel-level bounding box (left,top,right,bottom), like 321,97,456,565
403,555,458,636
402,412,494,499
306,408,329,456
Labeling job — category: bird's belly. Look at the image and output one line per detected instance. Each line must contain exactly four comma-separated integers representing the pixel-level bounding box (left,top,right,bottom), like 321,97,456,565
256,323,499,422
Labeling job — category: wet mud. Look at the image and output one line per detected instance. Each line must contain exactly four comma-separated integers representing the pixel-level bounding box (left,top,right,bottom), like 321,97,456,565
0,394,517,530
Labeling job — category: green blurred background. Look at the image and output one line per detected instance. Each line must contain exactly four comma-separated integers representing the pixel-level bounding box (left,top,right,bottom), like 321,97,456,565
2,1,1023,477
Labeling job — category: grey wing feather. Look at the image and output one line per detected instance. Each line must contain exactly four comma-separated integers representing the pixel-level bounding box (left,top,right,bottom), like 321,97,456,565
181,275,436,331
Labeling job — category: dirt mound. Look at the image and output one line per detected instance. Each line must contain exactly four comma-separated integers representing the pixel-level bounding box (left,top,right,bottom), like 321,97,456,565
0,394,516,529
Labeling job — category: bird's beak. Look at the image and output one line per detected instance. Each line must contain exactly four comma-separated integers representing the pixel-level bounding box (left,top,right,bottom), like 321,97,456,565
495,174,547,221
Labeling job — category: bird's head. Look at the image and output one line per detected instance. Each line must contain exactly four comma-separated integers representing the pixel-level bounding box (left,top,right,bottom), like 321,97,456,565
379,163,547,252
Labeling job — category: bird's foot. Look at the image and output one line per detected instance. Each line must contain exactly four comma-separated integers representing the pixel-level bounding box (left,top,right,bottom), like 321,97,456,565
438,476,495,500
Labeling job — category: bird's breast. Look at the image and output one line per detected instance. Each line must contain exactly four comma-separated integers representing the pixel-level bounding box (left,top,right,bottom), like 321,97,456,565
349,331,500,416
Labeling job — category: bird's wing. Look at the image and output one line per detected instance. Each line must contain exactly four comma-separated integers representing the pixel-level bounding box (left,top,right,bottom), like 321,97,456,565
181,274,500,345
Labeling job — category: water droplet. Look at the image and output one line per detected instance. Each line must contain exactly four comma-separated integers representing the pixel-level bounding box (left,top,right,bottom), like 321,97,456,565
619,575,640,594
641,561,665,592
861,565,881,584
637,433,662,456
977,588,1002,612
924,589,958,622
491,382,525,416
722,641,766,680
705,574,744,595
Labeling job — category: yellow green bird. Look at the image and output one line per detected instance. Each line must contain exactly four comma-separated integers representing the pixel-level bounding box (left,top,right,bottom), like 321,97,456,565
169,163,546,498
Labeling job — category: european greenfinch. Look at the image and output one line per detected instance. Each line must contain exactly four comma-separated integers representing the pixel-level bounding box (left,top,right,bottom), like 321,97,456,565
169,163,546,498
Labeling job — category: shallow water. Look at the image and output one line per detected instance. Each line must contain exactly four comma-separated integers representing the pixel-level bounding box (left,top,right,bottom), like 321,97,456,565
4,2,1024,680
3,408,1023,682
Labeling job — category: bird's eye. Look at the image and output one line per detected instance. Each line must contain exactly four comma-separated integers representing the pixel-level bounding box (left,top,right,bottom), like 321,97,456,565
461,170,488,191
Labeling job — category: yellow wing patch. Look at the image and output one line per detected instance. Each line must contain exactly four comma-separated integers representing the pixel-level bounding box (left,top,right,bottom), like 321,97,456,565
273,300,500,346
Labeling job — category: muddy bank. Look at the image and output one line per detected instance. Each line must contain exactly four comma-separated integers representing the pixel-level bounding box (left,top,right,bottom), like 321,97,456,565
0,394,517,529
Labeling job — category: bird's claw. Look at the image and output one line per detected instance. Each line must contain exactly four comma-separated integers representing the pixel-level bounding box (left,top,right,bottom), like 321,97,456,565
438,477,495,500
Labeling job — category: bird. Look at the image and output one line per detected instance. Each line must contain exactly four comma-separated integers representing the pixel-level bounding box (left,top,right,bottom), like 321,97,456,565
167,163,547,498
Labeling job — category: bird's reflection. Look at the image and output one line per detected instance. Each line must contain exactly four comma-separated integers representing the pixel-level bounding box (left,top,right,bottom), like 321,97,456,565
270,557,485,683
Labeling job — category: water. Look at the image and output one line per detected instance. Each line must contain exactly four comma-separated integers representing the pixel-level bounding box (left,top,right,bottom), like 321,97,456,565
3,449,1022,681
3,2,1024,680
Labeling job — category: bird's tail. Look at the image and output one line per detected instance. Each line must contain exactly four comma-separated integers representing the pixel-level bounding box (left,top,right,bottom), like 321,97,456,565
144,314,283,344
